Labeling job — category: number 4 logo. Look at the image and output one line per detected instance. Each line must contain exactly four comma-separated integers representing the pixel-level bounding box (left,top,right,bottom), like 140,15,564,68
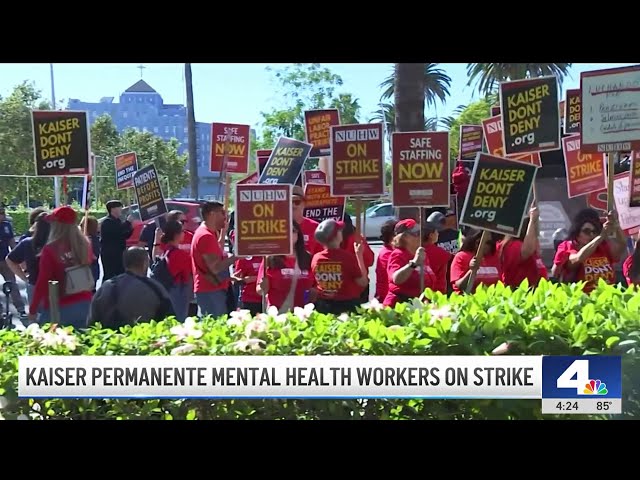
556,360,590,395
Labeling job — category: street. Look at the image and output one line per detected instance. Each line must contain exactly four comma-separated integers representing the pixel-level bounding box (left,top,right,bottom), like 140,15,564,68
0,241,384,327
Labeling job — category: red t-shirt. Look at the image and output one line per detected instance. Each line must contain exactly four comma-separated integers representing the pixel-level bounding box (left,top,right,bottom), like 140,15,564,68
375,245,393,301
235,257,263,304
300,217,322,255
450,250,501,294
312,248,364,301
424,243,453,294
257,256,315,309
623,256,636,285
553,240,615,293
30,241,94,313
165,247,192,285
161,230,194,254
498,239,548,289
191,224,229,293
342,234,375,268
384,247,437,306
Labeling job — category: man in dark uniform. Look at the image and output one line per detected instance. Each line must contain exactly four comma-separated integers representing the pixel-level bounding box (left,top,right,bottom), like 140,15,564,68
100,200,134,281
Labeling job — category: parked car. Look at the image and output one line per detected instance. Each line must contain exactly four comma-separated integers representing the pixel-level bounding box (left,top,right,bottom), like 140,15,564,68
351,202,398,240
101,200,204,247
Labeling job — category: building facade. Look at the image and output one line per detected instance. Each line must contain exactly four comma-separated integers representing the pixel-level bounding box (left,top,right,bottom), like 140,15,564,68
67,79,224,199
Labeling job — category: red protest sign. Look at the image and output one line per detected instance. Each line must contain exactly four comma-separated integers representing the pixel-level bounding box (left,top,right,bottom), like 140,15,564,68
459,125,484,161
256,149,271,176
304,109,340,157
629,151,640,207
238,172,258,185
303,184,345,223
210,123,251,174
565,89,581,135
234,183,292,257
330,123,384,197
304,170,327,185
115,152,138,190
391,131,450,207
562,134,606,198
481,115,541,167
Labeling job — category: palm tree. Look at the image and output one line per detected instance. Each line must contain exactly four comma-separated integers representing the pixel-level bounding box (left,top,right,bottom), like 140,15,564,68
380,63,451,109
466,63,572,96
185,63,198,199
369,103,438,142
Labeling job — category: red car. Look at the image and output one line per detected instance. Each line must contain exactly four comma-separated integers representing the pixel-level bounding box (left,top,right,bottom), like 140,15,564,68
121,200,204,247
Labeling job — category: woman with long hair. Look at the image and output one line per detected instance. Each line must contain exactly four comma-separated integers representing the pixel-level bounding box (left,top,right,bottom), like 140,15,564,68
422,221,453,295
28,206,94,328
622,237,640,286
553,208,625,293
497,206,547,289
450,228,501,294
340,214,374,302
80,216,101,288
6,211,51,304
158,220,193,321
257,220,315,313
374,219,397,302
384,219,437,307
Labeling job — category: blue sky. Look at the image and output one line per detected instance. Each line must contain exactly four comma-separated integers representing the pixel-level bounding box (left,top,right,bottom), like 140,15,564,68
0,63,636,136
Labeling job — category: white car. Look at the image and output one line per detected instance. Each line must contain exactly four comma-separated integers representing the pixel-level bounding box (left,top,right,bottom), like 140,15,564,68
351,203,397,240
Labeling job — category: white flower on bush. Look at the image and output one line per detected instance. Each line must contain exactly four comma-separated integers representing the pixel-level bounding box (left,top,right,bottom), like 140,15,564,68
361,298,384,312
244,319,268,338
233,338,266,353
25,323,45,340
293,304,315,322
0,396,7,410
428,305,457,323
55,329,78,351
266,305,279,318
171,343,197,355
338,313,350,322
227,309,252,327
170,317,203,340
152,337,168,348
387,325,403,332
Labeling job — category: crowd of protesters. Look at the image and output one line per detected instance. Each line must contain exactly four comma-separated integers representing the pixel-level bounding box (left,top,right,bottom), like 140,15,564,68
0,187,638,330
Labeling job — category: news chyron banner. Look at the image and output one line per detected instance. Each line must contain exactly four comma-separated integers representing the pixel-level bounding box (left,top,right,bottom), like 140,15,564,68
210,123,251,175
565,89,582,135
235,183,292,257
31,110,91,176
458,125,484,162
580,65,640,154
304,170,327,185
482,115,542,167
331,123,384,197
303,184,345,223
304,109,340,157
500,76,561,156
562,134,606,198
391,131,450,208
460,153,537,237
132,164,168,222
17,355,622,414
630,151,640,208
115,152,138,190
258,137,312,185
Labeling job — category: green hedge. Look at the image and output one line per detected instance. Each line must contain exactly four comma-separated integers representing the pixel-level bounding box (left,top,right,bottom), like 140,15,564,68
8,209,107,235
0,279,638,420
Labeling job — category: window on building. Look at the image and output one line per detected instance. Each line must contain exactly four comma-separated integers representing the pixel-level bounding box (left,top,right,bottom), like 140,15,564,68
165,126,170,133
123,112,128,118
138,97,142,103
184,127,188,133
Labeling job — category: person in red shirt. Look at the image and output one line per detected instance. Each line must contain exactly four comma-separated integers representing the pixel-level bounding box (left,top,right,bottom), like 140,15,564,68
158,220,192,322
233,255,263,316
339,214,375,303
553,209,626,293
312,219,368,315
422,221,453,295
623,237,639,285
450,228,501,294
28,206,94,328
384,219,437,307
292,186,322,255
498,206,547,289
191,201,236,319
375,220,397,302
257,221,315,313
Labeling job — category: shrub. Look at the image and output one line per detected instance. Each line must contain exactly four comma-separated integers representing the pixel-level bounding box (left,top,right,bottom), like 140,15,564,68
8,206,107,236
0,279,638,420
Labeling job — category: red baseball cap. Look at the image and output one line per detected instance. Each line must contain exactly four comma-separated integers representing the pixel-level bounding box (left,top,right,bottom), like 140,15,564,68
46,206,77,225
394,218,420,235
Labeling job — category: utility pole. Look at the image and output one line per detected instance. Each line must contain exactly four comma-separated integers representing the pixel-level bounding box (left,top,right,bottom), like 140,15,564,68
50,63,61,207
185,64,199,199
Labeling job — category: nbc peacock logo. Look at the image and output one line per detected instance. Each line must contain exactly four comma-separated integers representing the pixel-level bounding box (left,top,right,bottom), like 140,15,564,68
583,379,608,395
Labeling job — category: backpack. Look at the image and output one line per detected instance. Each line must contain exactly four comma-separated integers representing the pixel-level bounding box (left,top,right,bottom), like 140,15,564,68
150,247,176,291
